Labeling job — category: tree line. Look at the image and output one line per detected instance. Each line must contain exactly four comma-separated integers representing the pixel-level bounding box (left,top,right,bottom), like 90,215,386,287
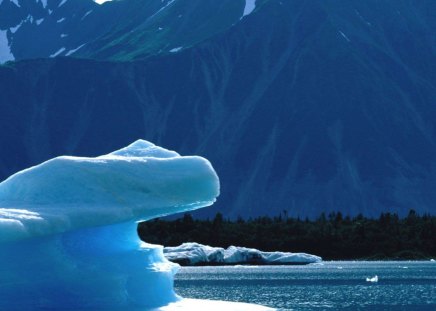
137,210,436,260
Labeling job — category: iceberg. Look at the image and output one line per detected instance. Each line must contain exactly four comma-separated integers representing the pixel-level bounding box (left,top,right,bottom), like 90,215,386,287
0,140,273,310
366,275,379,283
164,242,322,265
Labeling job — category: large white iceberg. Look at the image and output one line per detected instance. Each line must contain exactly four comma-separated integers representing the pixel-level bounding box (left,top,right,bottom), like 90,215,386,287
164,242,322,265
0,140,273,310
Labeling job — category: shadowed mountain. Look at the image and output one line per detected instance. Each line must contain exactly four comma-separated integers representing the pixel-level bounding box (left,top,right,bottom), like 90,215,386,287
0,0,261,61
0,0,435,218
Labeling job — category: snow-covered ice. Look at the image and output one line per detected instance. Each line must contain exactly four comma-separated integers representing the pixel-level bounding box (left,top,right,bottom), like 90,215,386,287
0,140,219,242
0,140,272,310
164,242,322,265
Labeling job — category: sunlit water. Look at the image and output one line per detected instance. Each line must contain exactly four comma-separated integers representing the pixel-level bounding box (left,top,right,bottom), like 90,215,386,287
174,261,436,310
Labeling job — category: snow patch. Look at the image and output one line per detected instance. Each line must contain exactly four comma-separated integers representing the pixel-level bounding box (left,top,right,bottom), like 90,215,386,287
366,275,378,283
242,0,256,18
9,21,23,34
149,0,176,20
50,47,66,57
169,46,182,53
82,10,93,20
339,30,351,42
0,30,14,63
10,0,20,8
39,0,48,8
65,43,85,56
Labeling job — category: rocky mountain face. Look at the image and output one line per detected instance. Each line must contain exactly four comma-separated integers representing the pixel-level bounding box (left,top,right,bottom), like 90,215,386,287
0,0,435,218
0,0,260,62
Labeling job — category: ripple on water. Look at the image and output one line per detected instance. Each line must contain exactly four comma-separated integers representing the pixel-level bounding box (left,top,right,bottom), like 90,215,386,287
174,261,436,310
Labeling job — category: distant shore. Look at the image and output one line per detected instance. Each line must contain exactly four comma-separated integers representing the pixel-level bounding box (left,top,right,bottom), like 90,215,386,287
139,210,436,261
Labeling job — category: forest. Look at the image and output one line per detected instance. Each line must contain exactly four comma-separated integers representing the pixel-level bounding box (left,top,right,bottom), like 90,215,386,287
138,210,436,260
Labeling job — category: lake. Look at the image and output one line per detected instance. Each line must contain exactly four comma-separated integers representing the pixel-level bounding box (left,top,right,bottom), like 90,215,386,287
174,261,436,310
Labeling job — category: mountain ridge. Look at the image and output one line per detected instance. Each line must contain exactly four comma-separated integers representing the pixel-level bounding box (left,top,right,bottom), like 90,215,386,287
1,0,435,218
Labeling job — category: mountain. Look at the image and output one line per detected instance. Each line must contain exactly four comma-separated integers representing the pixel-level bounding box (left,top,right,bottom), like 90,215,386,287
0,0,261,62
0,0,435,218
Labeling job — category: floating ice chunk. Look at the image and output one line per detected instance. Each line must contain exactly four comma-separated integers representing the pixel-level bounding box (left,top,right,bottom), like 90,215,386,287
366,275,378,283
57,17,66,23
35,18,44,25
164,242,225,265
431,259,435,262
0,140,228,310
164,243,321,265
224,245,321,265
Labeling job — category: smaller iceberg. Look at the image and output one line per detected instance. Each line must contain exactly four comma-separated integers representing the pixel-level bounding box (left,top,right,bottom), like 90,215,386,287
164,242,322,265
366,275,379,283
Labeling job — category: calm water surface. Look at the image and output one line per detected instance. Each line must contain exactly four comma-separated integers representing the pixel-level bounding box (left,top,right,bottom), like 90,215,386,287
174,261,436,310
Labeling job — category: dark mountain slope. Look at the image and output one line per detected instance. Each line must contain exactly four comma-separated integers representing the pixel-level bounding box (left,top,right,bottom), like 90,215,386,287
0,0,435,218
0,0,263,62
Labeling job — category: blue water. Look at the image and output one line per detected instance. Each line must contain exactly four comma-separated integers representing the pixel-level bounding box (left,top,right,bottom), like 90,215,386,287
174,261,436,310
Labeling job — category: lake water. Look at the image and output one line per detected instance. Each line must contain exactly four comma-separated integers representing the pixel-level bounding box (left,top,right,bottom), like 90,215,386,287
174,261,436,310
